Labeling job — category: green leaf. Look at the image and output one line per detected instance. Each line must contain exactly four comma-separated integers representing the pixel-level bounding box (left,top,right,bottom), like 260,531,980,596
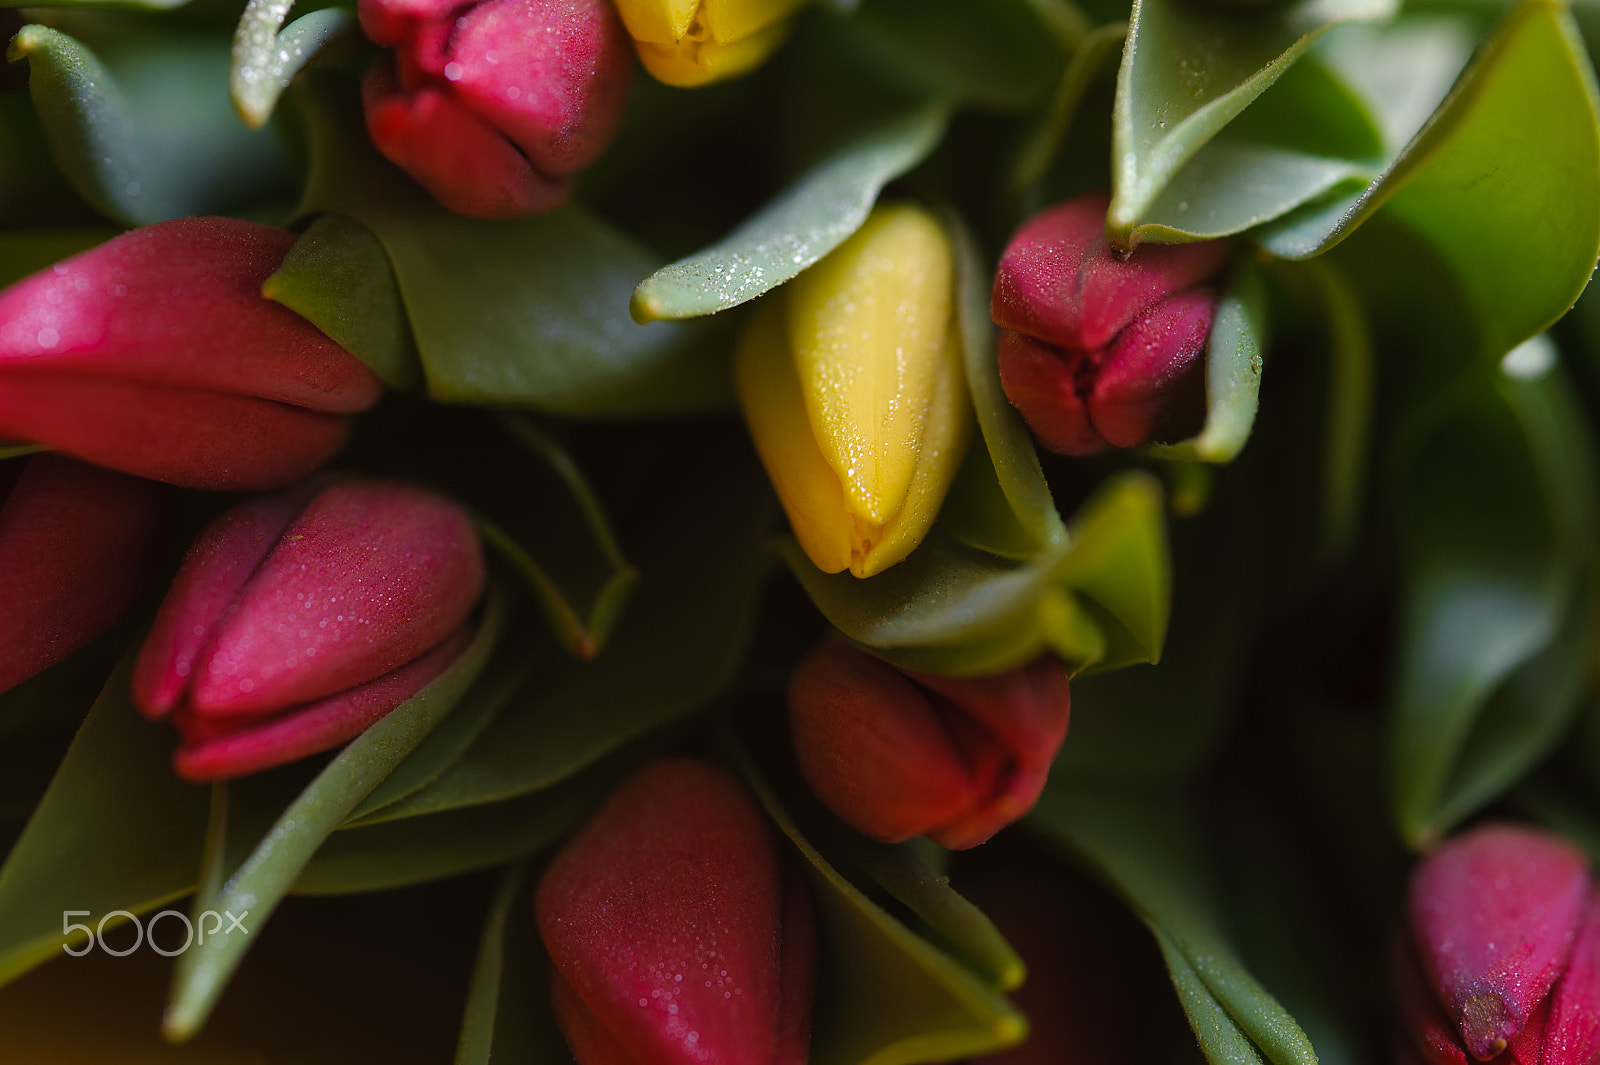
455,863,574,1065
1256,1,1600,366
1148,260,1267,464
1030,787,1318,1065
0,227,118,289
0,652,209,987
735,750,1027,1065
1389,344,1597,848
162,590,506,1040
1012,20,1128,195
1299,259,1374,558
295,71,734,417
791,471,1169,677
230,0,352,129
264,212,422,390
1109,0,1397,246
10,19,293,225
629,104,948,323
344,448,773,820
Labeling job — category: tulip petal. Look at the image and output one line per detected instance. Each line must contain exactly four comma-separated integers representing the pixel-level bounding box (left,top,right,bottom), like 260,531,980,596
133,484,319,719
699,0,807,46
1410,824,1590,1060
1089,287,1215,449
1394,934,1472,1065
0,372,356,491
1533,887,1600,1065
358,0,464,48
187,479,486,716
995,328,1108,456
0,455,165,694
547,968,642,1065
0,217,381,413
536,759,798,1065
612,0,698,46
636,18,788,87
171,623,472,781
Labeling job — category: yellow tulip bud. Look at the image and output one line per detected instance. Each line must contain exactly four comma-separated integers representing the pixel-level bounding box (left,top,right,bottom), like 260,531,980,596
736,204,972,578
614,0,808,87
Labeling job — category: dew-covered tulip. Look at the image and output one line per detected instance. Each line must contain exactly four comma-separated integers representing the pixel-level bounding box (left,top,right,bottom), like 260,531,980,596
991,192,1227,456
536,758,816,1065
0,455,166,694
736,203,971,579
132,477,485,780
1397,823,1600,1065
788,638,1071,850
0,218,382,491
614,0,807,87
360,0,633,218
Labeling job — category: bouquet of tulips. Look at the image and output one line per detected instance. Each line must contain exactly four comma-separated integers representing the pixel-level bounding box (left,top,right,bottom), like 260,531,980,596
5,0,1600,1061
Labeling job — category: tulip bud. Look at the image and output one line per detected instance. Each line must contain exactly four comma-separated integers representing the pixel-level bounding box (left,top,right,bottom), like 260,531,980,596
1398,823,1600,1065
132,477,485,780
613,0,807,87
0,218,382,491
736,203,971,578
787,638,1071,850
360,0,633,218
0,455,166,694
535,758,816,1065
991,192,1228,456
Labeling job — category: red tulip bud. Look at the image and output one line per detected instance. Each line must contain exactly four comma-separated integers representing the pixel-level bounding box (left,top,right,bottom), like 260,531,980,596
132,477,485,780
0,218,382,491
536,758,816,1065
0,455,166,694
991,192,1227,456
787,639,1071,850
1399,824,1600,1065
359,0,633,218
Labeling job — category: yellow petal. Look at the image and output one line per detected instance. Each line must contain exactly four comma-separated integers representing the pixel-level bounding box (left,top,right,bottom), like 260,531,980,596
735,297,858,574
699,0,809,44
634,18,789,86
613,0,699,45
786,203,955,529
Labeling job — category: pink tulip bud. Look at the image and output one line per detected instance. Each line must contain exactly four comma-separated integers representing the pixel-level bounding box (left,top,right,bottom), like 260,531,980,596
991,192,1227,456
0,218,382,491
0,455,166,694
536,758,816,1065
787,639,1071,850
359,0,633,218
131,477,485,780
1399,824,1600,1065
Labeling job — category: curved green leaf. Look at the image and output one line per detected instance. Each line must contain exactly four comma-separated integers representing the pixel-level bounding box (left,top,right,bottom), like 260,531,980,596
231,0,351,129
0,652,208,987
1389,345,1597,848
629,104,948,322
1013,21,1127,195
163,591,506,1041
10,20,292,225
264,211,422,390
1109,0,1397,246
1256,1,1600,367
1030,788,1318,1065
296,71,733,416
735,750,1027,1065
791,471,1168,677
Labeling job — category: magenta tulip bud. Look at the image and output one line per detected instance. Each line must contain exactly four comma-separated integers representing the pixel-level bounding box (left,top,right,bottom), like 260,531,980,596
0,218,382,491
359,0,633,218
0,455,166,694
787,639,1072,851
536,758,816,1065
991,192,1228,456
1398,824,1600,1065
131,477,485,780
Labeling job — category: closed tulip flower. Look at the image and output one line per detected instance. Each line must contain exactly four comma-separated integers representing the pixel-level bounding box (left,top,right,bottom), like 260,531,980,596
0,455,166,694
536,758,816,1065
360,0,633,218
614,0,808,87
0,218,382,491
788,638,1071,850
991,192,1228,456
1396,823,1600,1065
736,203,972,579
132,477,485,781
